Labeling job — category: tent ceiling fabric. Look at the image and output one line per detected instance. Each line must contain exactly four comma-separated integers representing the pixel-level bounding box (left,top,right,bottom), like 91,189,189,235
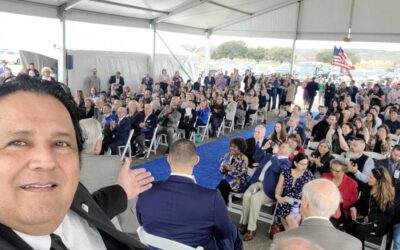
3,0,400,42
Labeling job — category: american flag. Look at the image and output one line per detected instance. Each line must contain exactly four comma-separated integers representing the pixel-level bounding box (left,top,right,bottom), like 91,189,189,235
332,46,355,70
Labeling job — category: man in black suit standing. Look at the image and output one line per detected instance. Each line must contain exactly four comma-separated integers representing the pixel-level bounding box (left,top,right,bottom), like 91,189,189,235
109,71,125,94
244,125,268,168
305,77,319,111
0,76,153,249
141,72,154,91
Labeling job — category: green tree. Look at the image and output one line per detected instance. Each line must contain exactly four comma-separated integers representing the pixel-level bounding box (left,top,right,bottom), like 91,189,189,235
315,49,333,63
211,40,248,60
246,47,266,63
266,47,292,63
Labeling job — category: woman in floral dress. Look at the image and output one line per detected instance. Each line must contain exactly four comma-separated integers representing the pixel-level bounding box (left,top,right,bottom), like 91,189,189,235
275,153,313,230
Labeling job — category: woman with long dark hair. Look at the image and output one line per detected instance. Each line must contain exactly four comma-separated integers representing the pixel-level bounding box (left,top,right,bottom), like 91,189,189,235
275,153,313,230
347,167,395,247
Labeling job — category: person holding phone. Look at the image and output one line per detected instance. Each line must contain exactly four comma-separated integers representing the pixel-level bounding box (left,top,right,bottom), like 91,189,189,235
346,167,395,248
217,137,249,204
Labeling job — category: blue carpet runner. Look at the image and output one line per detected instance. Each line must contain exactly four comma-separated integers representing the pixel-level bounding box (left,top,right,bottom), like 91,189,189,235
132,123,275,189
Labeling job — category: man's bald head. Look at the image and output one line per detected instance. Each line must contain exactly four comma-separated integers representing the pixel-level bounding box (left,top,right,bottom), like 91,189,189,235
301,179,341,218
271,237,323,250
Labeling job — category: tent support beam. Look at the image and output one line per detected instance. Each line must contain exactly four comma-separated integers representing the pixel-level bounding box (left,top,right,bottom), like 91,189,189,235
290,1,301,75
64,0,86,11
346,0,356,40
57,6,67,84
205,30,210,76
156,31,192,81
210,0,300,33
156,0,210,23
150,21,156,78
89,0,169,15
208,1,251,16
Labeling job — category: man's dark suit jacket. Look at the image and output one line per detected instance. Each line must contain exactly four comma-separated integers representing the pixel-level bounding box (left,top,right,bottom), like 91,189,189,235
311,120,330,142
204,76,215,88
286,125,306,144
136,175,234,249
0,183,147,250
109,75,125,86
110,117,131,154
244,138,268,167
250,147,291,199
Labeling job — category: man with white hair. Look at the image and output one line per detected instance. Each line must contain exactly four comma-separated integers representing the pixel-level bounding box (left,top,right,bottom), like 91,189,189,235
286,115,306,143
275,179,362,250
244,125,268,167
108,107,131,155
79,118,141,233
345,137,374,194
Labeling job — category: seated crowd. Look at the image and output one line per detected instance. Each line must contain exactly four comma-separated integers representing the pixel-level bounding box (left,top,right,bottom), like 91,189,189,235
4,64,400,250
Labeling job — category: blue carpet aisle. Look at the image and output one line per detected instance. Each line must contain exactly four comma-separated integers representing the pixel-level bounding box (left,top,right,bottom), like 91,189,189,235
132,123,275,189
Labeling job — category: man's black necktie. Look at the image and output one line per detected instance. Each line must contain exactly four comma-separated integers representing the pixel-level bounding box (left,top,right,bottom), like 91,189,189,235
50,233,68,250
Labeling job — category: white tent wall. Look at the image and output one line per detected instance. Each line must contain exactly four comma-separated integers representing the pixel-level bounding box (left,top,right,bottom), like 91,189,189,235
19,50,58,73
67,50,148,94
153,53,200,83
66,50,200,94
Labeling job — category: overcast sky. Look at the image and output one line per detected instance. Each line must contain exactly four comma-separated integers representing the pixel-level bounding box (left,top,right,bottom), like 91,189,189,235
2,12,400,58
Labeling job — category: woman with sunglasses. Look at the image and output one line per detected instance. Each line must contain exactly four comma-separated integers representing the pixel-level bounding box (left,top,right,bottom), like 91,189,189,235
275,153,313,230
322,158,358,228
347,167,395,247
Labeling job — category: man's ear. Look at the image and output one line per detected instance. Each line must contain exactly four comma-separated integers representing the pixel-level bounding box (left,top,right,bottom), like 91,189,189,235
95,139,102,155
194,155,200,166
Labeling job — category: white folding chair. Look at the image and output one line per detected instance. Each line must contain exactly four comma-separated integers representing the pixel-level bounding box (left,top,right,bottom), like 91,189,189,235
118,129,134,161
304,149,313,157
306,141,319,151
137,226,203,250
146,125,159,158
216,117,225,137
390,133,399,147
364,151,386,160
196,113,212,142
365,233,387,250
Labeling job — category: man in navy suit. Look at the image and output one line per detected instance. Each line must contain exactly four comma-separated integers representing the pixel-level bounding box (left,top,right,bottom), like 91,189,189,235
136,139,243,250
244,125,268,168
109,107,131,155
286,115,306,144
240,142,292,241
135,104,158,159
203,72,215,90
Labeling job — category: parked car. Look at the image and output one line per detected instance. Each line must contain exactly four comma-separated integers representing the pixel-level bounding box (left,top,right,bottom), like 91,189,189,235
0,50,20,64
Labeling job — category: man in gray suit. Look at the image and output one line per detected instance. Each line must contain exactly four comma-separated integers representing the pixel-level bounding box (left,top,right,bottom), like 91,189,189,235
79,118,141,233
274,179,362,250
157,97,181,153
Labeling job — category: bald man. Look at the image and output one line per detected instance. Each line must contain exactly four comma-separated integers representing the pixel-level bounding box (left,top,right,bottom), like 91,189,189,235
271,237,322,250
274,179,361,250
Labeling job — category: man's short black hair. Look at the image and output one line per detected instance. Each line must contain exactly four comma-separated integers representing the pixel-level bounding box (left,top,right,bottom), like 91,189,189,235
0,74,83,152
169,139,197,164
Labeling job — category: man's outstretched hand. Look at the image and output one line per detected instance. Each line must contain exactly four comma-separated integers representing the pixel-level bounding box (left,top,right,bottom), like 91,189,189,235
116,158,154,200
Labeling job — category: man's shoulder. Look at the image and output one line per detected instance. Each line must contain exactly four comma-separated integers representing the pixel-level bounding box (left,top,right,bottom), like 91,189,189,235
276,224,361,248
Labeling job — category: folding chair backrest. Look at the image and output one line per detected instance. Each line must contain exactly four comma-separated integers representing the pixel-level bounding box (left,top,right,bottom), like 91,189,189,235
137,226,203,250
120,129,134,161
307,141,319,150
364,151,386,160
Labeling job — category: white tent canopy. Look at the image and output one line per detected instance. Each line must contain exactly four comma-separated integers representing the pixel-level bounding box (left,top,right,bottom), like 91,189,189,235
2,0,400,42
